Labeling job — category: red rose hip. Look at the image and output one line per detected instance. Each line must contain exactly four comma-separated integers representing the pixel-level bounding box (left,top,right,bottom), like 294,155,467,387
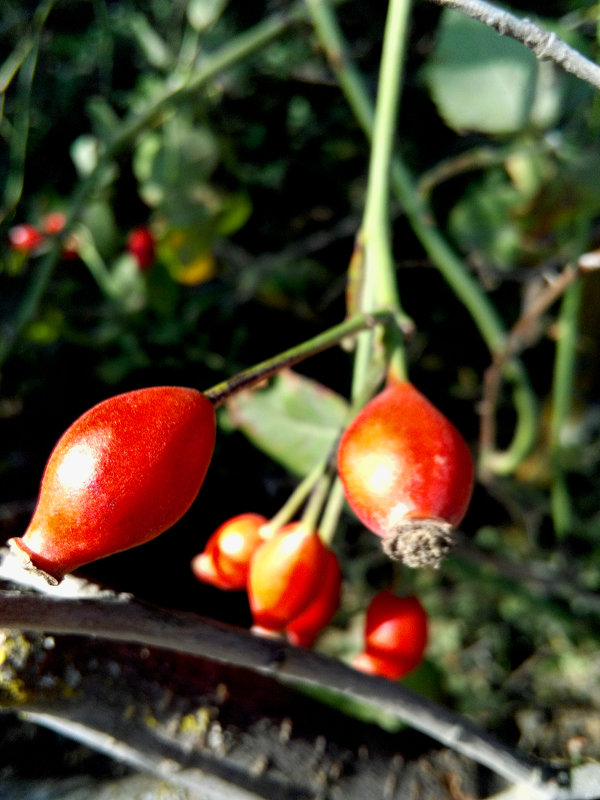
191,512,268,591
285,548,341,647
337,379,473,568
353,591,428,680
248,522,328,632
10,386,216,583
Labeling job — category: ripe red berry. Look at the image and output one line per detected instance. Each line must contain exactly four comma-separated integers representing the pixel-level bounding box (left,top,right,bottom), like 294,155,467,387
9,386,216,584
285,548,341,647
41,211,67,235
353,591,428,680
127,227,155,270
191,512,268,591
247,522,329,632
337,379,473,568
9,223,45,253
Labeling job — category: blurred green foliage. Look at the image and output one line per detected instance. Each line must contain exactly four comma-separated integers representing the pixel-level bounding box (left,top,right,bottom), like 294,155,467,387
2,0,600,769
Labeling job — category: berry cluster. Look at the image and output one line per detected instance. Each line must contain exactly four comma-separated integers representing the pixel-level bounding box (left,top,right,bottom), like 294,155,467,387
192,515,341,648
8,213,77,259
8,215,155,270
9,367,473,679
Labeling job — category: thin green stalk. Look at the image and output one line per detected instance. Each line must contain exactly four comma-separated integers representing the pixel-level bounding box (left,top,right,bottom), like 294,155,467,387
306,0,538,473
358,0,411,385
0,5,303,369
550,280,582,538
307,0,410,395
76,226,120,300
266,458,329,535
203,310,394,407
302,473,334,533
318,477,346,546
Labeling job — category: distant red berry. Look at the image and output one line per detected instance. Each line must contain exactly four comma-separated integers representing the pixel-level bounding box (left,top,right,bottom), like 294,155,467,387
42,211,67,235
127,227,155,270
9,224,45,253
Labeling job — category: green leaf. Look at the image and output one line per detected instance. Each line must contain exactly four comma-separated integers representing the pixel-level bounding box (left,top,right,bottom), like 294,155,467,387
422,9,563,135
223,369,349,476
448,168,523,269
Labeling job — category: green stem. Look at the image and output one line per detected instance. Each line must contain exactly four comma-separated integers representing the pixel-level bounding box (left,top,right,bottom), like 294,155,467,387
265,458,329,536
550,279,582,538
318,477,346,547
0,6,302,369
76,226,120,300
306,0,538,472
302,473,334,533
203,310,394,407
358,0,411,385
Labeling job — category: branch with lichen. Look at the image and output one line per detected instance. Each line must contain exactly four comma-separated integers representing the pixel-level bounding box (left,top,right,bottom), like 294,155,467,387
0,548,570,797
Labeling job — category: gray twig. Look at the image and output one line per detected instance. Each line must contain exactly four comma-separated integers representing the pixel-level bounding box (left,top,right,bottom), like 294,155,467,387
427,0,600,92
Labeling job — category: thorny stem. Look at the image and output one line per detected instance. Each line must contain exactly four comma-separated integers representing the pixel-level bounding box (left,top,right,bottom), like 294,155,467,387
203,310,394,407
